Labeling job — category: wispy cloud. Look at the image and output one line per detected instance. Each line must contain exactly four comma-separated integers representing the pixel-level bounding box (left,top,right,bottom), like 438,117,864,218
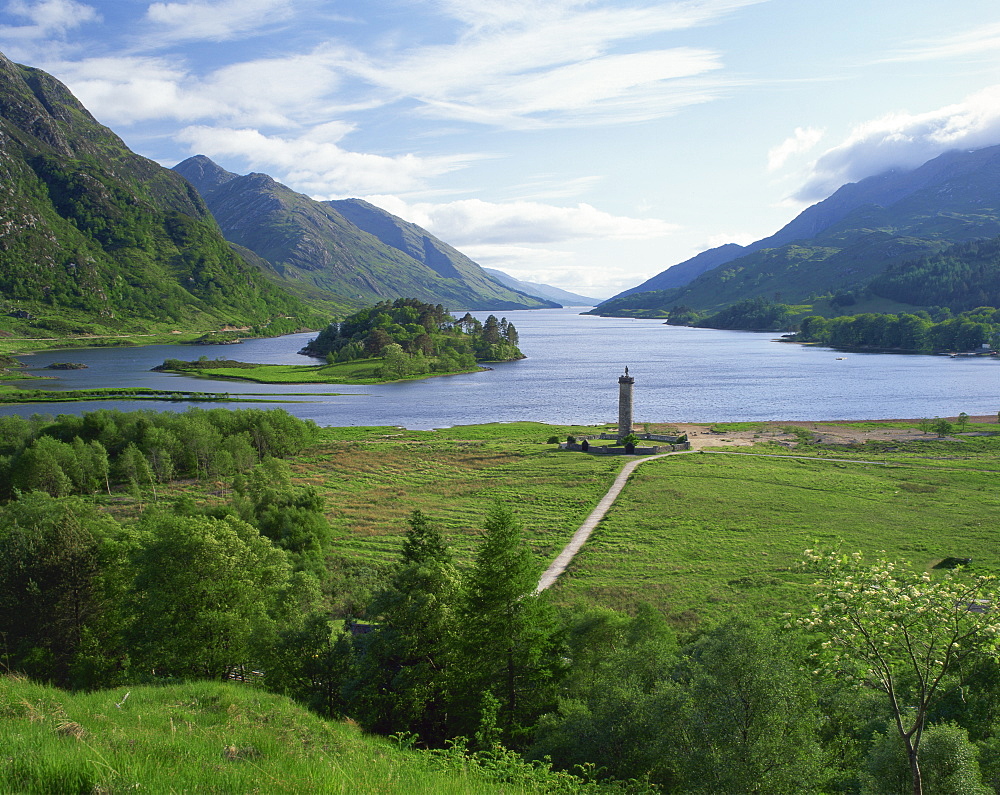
363,195,677,245
144,0,296,43
334,0,760,128
507,174,605,201
1,0,99,39
29,1,758,142
795,85,1000,201
881,21,1000,63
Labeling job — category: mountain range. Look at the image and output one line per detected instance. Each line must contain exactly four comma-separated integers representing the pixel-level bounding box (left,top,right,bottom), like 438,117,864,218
0,49,566,348
0,51,311,335
597,144,1000,317
482,268,599,306
8,48,1000,336
172,156,557,312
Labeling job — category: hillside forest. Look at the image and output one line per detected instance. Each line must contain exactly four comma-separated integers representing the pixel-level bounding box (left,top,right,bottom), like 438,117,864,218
3,408,1000,794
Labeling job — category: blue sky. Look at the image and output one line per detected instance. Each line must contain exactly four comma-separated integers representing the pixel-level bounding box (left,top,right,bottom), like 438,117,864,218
4,0,1000,298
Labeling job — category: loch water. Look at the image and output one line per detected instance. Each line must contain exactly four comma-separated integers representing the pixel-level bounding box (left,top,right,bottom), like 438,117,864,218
1,307,997,428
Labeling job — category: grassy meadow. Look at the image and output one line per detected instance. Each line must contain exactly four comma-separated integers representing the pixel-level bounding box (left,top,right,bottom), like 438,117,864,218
160,358,486,385
271,419,1000,625
300,423,624,564
555,448,1000,623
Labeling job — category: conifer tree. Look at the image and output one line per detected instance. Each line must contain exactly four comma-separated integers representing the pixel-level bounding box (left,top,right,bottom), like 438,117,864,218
347,510,461,744
455,503,563,747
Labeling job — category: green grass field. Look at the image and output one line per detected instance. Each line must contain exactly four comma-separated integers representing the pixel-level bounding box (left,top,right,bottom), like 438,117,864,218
275,421,1000,626
301,423,622,565
552,449,1000,622
165,359,485,385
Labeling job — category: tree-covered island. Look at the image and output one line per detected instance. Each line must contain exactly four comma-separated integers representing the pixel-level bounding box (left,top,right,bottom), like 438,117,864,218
158,299,526,384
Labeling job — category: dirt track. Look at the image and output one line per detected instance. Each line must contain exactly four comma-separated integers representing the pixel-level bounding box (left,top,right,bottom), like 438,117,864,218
668,417,998,450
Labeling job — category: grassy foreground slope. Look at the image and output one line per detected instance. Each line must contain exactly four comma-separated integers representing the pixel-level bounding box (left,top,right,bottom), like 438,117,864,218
0,676,592,794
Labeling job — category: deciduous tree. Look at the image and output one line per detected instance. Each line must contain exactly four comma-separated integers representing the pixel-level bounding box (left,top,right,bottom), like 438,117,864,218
126,512,290,680
801,551,1000,795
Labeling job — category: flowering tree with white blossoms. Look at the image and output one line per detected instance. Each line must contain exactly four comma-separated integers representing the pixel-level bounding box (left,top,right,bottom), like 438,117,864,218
800,550,1000,795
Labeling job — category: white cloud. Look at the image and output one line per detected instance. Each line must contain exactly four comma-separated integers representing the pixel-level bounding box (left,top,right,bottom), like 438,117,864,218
459,244,618,298
144,0,295,42
1,0,98,38
197,53,353,125
882,21,1000,63
767,126,824,171
361,196,677,245
176,127,474,195
335,0,759,128
795,85,1000,201
52,50,369,127
58,57,224,123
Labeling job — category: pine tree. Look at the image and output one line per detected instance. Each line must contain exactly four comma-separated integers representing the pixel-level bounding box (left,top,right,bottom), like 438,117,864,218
456,503,563,748
346,510,461,744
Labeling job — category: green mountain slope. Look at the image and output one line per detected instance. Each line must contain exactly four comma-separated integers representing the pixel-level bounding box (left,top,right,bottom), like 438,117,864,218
174,156,556,311
596,144,1000,317
0,52,310,335
868,235,1000,310
326,198,559,308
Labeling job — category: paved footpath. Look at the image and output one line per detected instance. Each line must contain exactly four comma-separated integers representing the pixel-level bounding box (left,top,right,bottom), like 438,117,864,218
536,451,690,592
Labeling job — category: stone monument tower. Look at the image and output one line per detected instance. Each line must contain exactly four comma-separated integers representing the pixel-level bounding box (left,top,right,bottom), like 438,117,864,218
618,367,634,440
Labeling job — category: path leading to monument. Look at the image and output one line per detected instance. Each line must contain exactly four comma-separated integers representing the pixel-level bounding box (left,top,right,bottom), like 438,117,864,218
536,451,689,592
536,440,1000,593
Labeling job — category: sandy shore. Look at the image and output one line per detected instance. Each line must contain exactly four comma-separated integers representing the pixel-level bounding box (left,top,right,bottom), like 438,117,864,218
649,417,999,451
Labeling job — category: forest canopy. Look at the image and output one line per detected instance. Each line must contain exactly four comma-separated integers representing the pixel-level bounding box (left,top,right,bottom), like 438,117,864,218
299,298,524,374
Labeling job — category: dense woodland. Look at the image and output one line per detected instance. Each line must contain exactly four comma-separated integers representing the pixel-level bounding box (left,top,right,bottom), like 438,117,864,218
301,298,523,375
794,306,1000,352
666,295,1000,353
693,296,796,331
2,407,1000,794
868,238,1000,311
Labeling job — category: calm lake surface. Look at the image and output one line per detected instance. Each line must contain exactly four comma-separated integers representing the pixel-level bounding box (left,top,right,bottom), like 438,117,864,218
2,307,997,428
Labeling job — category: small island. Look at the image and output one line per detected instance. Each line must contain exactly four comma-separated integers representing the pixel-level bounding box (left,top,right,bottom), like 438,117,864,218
156,298,525,385
44,362,89,370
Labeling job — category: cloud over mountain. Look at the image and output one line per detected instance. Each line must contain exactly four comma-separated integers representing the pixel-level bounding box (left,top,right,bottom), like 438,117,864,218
796,85,1000,201
363,196,677,246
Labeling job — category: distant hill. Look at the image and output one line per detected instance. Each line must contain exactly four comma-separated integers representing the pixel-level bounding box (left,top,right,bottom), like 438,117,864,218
482,268,598,305
598,144,1000,316
174,156,555,312
0,52,311,335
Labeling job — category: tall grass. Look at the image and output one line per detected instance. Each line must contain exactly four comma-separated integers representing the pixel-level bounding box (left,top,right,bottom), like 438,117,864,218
0,676,618,794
